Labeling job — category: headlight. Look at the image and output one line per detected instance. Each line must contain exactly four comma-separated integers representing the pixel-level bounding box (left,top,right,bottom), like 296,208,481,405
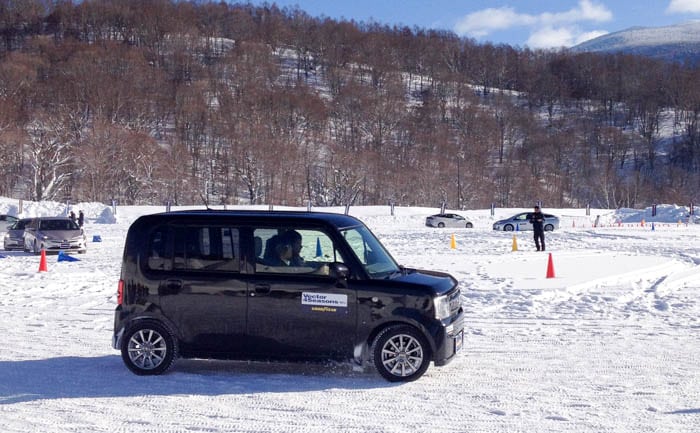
433,294,452,320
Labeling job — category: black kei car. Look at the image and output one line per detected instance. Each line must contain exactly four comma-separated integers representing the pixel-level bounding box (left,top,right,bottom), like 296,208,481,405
113,210,464,382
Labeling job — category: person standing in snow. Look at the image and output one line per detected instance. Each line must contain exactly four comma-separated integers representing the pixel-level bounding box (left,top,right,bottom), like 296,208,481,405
69,211,76,223
530,205,545,251
78,210,85,228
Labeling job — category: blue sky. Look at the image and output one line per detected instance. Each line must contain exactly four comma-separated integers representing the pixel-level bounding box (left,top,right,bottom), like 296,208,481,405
244,0,700,48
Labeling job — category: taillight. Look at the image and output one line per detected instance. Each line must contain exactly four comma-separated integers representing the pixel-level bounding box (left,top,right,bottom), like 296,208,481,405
117,279,124,305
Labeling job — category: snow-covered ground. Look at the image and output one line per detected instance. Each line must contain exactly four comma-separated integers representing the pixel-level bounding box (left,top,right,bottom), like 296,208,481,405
0,198,698,432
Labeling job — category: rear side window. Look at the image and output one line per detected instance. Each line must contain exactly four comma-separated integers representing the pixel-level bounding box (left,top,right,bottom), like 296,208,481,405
146,225,241,272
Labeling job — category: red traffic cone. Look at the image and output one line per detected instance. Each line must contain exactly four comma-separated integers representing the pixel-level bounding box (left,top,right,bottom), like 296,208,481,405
38,248,48,272
546,253,555,279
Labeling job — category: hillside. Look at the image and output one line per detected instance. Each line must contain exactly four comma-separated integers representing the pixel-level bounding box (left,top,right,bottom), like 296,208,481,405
1,1,700,210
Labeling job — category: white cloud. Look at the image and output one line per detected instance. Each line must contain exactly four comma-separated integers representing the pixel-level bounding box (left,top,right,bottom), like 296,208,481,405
453,7,534,37
526,27,609,50
667,0,700,14
526,27,575,49
454,0,612,48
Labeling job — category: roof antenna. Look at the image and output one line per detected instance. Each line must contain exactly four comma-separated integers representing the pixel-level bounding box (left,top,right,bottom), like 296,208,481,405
198,192,211,210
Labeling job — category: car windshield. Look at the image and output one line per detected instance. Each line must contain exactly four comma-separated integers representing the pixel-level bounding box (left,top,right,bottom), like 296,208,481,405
340,225,400,279
40,219,79,231
12,220,31,230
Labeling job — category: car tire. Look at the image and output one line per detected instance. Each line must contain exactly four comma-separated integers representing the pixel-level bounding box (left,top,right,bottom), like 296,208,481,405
371,325,431,382
466,222,473,228
544,224,554,231
504,224,514,232
121,320,177,375
437,222,445,228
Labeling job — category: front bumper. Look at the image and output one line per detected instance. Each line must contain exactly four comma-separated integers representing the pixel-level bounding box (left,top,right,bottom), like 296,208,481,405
433,311,465,366
3,238,24,250
42,238,87,252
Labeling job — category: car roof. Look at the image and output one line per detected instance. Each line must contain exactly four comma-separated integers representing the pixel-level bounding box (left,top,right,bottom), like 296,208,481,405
136,210,366,230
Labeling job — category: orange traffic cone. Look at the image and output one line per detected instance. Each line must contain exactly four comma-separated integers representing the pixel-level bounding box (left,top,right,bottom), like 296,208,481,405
511,235,518,252
38,248,48,272
450,234,456,249
546,253,555,279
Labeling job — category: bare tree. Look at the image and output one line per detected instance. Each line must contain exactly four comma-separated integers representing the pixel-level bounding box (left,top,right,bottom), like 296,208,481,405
25,109,73,200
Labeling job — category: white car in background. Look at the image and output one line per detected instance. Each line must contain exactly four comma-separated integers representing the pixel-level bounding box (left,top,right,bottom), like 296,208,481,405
493,212,560,232
23,217,87,254
425,213,474,228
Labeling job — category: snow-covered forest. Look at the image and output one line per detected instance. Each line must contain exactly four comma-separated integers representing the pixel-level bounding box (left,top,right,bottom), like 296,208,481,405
1,0,699,208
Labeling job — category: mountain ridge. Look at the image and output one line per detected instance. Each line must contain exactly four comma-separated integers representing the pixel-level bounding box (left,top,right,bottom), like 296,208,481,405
571,21,700,64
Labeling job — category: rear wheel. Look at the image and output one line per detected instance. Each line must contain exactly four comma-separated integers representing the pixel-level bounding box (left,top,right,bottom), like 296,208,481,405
544,224,554,231
371,325,431,382
121,320,176,375
466,222,473,228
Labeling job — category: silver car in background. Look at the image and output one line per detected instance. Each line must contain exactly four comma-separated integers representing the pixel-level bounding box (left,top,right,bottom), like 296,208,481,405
493,212,560,232
3,218,34,251
23,217,87,254
426,213,474,228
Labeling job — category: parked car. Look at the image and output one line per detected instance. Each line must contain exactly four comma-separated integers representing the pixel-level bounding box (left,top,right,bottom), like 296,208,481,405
493,212,560,232
113,210,464,382
3,218,34,251
23,217,87,254
0,214,19,232
425,213,473,228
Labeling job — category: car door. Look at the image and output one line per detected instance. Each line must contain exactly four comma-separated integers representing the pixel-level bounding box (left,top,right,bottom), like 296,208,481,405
244,226,357,359
515,213,533,231
149,223,249,356
23,218,39,251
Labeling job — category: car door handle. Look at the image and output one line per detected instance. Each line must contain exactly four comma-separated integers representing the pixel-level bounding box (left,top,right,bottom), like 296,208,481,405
163,279,183,294
253,284,271,296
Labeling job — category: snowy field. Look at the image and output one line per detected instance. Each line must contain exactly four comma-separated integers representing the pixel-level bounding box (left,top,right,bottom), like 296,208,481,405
0,198,698,433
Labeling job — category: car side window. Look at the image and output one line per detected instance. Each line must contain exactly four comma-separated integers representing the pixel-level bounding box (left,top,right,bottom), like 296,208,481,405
147,225,240,272
147,226,172,271
254,227,345,275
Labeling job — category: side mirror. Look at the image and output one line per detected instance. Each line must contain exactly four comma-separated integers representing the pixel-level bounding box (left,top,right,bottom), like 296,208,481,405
329,262,350,280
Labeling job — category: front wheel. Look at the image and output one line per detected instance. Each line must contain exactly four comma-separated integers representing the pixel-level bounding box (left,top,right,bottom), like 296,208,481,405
121,320,176,375
504,224,514,232
371,325,431,382
437,222,445,228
